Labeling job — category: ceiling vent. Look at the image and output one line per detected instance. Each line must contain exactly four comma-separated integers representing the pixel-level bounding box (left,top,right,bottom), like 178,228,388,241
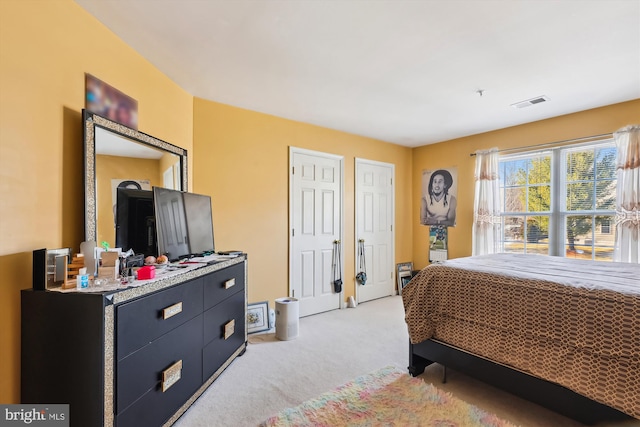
511,95,550,109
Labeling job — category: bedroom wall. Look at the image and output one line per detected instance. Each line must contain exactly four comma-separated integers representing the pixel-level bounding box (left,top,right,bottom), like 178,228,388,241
0,0,193,403
192,99,414,306
411,99,640,270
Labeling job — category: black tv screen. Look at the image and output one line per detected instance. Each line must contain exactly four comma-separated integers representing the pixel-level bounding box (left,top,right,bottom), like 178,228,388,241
153,187,190,262
115,188,156,256
183,191,215,255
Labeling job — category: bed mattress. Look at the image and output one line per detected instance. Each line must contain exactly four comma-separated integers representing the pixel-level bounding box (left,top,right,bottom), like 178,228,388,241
402,253,640,419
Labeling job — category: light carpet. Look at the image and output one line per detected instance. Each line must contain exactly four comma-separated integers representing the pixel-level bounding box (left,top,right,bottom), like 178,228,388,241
260,365,517,427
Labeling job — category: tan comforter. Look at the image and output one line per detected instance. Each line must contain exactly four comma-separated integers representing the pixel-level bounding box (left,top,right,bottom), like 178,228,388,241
402,254,640,419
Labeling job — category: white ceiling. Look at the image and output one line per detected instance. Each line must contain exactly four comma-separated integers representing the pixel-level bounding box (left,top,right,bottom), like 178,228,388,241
75,0,640,147
95,127,164,159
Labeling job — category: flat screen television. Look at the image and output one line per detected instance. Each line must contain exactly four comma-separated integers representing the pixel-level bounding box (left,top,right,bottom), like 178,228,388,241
153,187,217,261
115,188,156,256
183,191,215,256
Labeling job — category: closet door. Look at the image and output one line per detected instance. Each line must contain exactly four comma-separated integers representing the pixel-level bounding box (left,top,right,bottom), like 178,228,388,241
356,158,395,303
290,147,343,317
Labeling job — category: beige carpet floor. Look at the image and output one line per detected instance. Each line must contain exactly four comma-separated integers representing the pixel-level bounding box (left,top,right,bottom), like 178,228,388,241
173,295,639,427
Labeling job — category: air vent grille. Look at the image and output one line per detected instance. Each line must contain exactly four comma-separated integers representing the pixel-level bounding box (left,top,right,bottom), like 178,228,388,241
511,96,549,108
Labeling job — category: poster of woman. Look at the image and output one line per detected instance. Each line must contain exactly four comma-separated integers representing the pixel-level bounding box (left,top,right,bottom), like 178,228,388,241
421,167,458,226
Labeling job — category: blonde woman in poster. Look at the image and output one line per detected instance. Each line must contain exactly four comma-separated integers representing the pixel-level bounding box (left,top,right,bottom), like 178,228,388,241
421,168,457,226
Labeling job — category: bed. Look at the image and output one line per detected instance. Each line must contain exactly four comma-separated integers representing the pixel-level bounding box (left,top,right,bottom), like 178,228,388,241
402,253,640,423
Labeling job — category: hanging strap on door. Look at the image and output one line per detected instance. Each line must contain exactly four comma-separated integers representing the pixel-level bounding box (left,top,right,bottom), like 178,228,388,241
332,240,342,293
356,239,367,285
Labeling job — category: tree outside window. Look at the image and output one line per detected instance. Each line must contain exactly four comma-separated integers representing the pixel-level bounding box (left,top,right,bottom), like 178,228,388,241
499,142,616,261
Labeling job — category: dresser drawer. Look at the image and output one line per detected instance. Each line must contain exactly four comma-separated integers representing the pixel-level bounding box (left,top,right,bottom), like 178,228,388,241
116,278,203,361
116,314,203,419
203,291,246,380
203,262,245,310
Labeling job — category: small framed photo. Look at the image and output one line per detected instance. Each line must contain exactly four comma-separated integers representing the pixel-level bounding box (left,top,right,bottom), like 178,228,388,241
247,301,270,334
46,247,71,289
396,262,414,295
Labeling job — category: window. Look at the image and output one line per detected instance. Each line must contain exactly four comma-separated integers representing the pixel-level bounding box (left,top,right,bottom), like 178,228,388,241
500,153,551,255
499,140,617,261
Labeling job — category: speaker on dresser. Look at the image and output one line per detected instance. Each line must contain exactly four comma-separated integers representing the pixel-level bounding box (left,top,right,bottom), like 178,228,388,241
32,248,47,291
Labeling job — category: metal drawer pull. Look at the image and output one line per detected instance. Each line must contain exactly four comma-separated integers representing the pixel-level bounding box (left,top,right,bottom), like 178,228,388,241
161,360,182,392
162,302,183,320
224,319,235,340
224,278,236,289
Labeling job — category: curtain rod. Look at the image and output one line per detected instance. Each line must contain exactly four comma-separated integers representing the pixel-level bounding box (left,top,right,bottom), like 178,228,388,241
469,132,613,157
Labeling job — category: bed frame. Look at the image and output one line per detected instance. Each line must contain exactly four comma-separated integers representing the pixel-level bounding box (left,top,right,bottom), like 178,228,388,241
409,339,631,425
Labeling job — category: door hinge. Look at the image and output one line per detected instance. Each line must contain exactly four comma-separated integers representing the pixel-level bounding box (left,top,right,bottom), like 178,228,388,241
292,166,295,174
292,229,295,237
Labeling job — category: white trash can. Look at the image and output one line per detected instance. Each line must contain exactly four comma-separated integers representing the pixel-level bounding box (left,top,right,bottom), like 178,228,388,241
275,297,299,341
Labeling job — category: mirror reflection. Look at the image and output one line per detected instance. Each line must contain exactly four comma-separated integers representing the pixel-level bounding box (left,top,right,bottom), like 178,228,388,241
84,111,187,248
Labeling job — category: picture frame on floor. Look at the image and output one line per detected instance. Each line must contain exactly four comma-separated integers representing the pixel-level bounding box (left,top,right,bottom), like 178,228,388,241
247,301,270,334
396,262,413,295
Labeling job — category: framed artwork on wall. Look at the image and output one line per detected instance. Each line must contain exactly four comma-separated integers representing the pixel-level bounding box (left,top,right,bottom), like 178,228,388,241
85,73,138,129
420,167,458,227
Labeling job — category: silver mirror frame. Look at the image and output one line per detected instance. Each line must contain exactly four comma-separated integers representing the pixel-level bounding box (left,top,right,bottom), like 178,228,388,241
83,110,188,242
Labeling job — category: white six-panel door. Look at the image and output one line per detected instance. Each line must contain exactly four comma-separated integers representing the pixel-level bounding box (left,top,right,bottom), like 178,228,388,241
355,158,395,303
290,148,343,317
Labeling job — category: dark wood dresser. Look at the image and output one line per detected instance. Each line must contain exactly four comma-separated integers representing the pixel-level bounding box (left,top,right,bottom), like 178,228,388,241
21,256,247,427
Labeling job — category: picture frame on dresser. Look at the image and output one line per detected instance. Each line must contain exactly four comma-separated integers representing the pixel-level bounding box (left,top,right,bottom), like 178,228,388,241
247,301,270,334
46,247,71,289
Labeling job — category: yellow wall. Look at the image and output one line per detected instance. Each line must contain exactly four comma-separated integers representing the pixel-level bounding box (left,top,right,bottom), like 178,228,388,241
0,0,193,403
192,99,414,306
412,99,640,270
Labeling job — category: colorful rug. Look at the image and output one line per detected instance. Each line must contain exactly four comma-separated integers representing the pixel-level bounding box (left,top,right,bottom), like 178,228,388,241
260,366,517,427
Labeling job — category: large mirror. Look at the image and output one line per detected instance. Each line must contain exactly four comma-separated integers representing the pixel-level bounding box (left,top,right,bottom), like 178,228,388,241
83,110,188,247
